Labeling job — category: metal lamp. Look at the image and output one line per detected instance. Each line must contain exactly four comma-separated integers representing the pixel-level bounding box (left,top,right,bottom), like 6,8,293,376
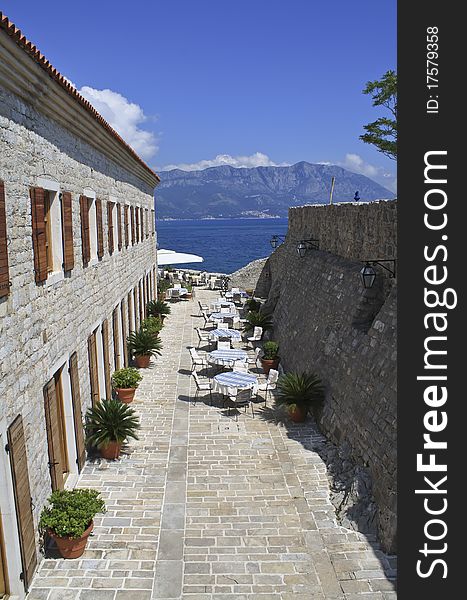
360,263,377,288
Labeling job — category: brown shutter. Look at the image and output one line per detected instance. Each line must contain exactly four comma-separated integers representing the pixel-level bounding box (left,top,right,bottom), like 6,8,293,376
107,202,114,255
101,320,112,399
96,199,104,258
69,352,86,472
61,191,74,272
130,206,135,245
43,378,65,491
121,300,128,367
133,288,139,329
135,207,140,243
124,205,129,248
127,291,133,333
7,416,37,591
139,280,144,325
116,203,122,251
112,308,121,370
145,209,149,239
80,195,90,266
88,332,100,405
30,187,47,283
140,208,144,241
151,209,155,236
0,181,10,297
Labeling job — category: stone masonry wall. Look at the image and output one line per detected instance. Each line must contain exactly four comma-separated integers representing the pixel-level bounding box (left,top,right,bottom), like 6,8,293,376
0,85,157,560
229,257,268,292
257,201,397,553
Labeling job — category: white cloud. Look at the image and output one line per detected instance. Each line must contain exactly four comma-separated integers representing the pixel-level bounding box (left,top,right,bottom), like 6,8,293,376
321,153,397,193
161,152,290,171
78,86,159,161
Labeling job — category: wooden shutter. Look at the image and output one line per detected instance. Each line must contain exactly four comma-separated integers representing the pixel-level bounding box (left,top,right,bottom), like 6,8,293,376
116,203,122,251
145,209,149,239
69,353,86,472
101,320,112,399
151,209,155,236
140,208,144,241
80,195,90,266
107,202,114,255
0,181,10,297
135,207,140,243
7,416,37,591
127,291,133,333
139,280,144,324
130,206,135,245
61,191,74,272
87,332,99,405
112,308,121,370
121,300,128,367
133,288,139,329
124,205,129,248
96,199,104,258
30,187,47,283
43,378,65,491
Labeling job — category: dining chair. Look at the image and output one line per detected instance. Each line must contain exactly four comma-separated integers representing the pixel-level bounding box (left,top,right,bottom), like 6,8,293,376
192,372,212,405
256,369,279,406
228,388,253,420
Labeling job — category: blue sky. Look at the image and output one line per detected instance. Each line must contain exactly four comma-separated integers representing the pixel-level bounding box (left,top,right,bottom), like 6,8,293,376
3,0,396,190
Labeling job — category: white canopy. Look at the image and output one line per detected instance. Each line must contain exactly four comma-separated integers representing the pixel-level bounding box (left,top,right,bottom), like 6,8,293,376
157,248,204,265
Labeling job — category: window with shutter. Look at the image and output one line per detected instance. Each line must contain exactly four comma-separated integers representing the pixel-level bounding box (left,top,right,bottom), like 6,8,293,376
69,353,86,472
124,205,129,248
7,416,37,592
101,320,112,400
96,199,104,258
116,203,122,251
30,187,48,282
140,208,144,241
121,299,128,367
135,207,140,243
80,195,91,266
151,209,155,236
61,191,74,272
112,308,121,370
88,331,100,405
130,206,135,245
127,291,133,334
139,280,144,325
133,287,138,330
107,202,114,255
145,208,149,239
0,181,10,297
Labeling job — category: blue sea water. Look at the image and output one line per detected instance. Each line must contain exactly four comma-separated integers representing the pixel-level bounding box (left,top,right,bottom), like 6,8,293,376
156,218,288,274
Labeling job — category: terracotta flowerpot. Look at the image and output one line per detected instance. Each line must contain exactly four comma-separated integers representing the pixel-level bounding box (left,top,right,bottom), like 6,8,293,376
100,441,122,460
134,354,151,368
49,521,93,559
260,357,280,376
115,388,136,403
289,404,307,423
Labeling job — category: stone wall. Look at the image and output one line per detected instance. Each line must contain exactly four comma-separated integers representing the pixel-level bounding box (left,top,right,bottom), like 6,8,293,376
0,84,157,572
257,201,397,553
229,257,268,293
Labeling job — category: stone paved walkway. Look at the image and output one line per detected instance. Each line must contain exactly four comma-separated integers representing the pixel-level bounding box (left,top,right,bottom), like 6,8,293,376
28,289,396,600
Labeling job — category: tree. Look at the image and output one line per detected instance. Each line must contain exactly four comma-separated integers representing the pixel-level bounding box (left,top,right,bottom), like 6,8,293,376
360,70,397,160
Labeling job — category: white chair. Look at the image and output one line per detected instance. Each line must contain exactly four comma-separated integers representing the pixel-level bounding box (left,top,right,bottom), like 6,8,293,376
198,300,209,316
220,306,230,314
174,283,181,289
227,388,253,420
256,369,279,406
247,326,263,347
196,327,210,348
247,347,263,370
192,372,212,405
232,360,248,373
189,347,207,372
170,289,180,302
216,340,231,350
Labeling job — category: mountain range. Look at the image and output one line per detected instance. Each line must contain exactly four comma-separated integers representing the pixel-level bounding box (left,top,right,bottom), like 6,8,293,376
155,161,394,219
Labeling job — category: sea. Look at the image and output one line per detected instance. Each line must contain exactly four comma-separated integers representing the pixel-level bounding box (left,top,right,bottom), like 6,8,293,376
156,218,288,274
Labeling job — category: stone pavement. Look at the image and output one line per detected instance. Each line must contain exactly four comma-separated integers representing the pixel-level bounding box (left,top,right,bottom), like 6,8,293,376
27,289,396,600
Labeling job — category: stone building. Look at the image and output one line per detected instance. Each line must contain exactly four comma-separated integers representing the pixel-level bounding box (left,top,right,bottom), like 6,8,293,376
0,14,159,597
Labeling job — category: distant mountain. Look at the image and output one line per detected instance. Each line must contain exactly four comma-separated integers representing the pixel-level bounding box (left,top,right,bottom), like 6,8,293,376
155,161,394,219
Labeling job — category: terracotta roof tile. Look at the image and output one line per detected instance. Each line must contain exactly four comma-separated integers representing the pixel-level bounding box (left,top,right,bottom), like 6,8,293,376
0,12,160,183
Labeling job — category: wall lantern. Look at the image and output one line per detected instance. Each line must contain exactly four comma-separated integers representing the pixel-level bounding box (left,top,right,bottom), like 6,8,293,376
296,239,319,258
360,260,396,288
270,235,286,249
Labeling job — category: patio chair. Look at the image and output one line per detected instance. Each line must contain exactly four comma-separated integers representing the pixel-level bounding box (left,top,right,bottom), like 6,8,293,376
202,312,215,330
232,293,242,305
170,289,180,302
216,340,231,350
220,306,230,313
227,388,253,420
224,317,235,329
196,327,211,348
247,326,263,348
256,369,279,406
174,283,182,289
189,347,207,372
192,372,212,405
198,300,209,316
247,346,263,370
232,360,248,373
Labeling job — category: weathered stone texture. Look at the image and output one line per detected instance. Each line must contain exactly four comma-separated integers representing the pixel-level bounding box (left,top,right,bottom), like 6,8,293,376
258,201,397,553
0,85,157,555
229,257,268,292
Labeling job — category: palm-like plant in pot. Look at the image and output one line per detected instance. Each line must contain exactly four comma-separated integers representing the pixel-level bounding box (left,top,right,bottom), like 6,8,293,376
242,310,273,334
260,341,280,375
85,398,140,459
128,328,163,368
276,372,325,423
39,488,106,559
111,367,143,403
141,316,163,338
147,299,171,321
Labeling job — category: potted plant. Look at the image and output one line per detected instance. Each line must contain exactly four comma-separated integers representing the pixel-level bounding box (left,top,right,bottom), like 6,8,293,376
85,398,140,459
184,283,193,300
244,298,261,313
39,488,105,559
260,341,280,375
147,299,171,322
111,367,143,403
157,279,171,301
276,372,325,423
242,310,273,334
141,316,163,337
128,328,163,368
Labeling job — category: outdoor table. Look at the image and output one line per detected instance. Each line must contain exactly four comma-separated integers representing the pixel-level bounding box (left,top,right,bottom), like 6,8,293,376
225,290,249,299
207,349,248,367
209,312,240,323
210,299,236,312
212,371,258,396
166,287,188,298
208,328,242,341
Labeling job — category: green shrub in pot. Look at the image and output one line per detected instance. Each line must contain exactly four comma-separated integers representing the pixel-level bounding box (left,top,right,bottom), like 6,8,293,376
127,328,163,368
111,367,143,403
276,372,325,423
260,341,280,375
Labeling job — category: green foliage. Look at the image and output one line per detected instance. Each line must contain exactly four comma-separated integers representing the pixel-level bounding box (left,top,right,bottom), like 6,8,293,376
157,279,171,293
147,300,171,317
245,298,261,312
128,328,163,357
39,488,106,539
276,372,325,413
242,311,273,333
262,341,279,360
141,316,163,337
360,70,397,160
111,367,143,389
85,398,140,449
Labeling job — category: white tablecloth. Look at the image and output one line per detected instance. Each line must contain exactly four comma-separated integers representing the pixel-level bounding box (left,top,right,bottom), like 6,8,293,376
166,287,188,298
212,371,258,396
209,312,240,323
209,300,236,312
208,328,241,341
207,349,247,367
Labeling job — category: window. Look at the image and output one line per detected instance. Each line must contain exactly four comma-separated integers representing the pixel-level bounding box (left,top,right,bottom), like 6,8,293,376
130,206,135,245
151,209,155,236
124,205,129,248
135,207,140,243
80,193,100,266
107,201,115,255
116,203,123,251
